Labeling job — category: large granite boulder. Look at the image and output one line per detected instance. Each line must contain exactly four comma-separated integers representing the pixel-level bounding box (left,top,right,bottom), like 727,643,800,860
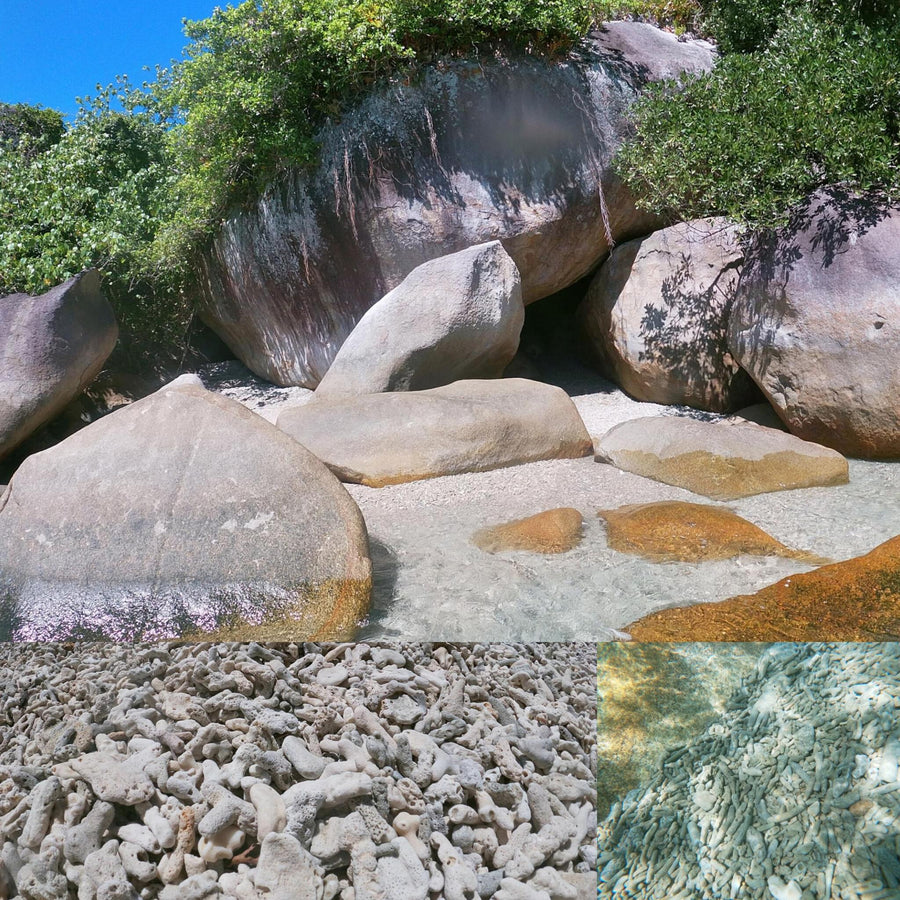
0,270,118,459
0,380,371,641
595,416,849,500
198,23,715,386
316,242,523,397
579,218,758,412
277,379,593,486
729,187,900,458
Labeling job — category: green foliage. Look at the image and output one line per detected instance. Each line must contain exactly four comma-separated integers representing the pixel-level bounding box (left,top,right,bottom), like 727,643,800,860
617,9,900,227
0,90,189,348
142,0,593,267
700,0,900,53
0,103,65,158
587,0,702,33
8,2,627,352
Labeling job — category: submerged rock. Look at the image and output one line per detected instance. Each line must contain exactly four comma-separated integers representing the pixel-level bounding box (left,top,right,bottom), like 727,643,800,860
599,500,829,564
472,508,584,555
278,379,593,486
730,186,900,458
0,269,118,459
595,415,848,500
0,380,371,641
579,218,756,412
316,241,523,397
197,23,714,386
624,533,900,641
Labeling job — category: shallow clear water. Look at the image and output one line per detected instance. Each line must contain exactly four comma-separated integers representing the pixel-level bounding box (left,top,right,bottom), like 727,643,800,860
598,643,900,899
596,642,766,817
351,451,900,641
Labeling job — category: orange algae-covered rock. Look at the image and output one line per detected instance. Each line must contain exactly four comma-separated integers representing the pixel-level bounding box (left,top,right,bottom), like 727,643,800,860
625,534,900,641
473,508,584,555
599,500,829,564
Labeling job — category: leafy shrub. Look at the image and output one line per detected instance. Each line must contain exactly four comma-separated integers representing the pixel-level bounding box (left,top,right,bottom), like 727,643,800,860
0,91,189,349
141,0,594,267
700,0,900,52
0,103,65,158
588,0,702,33
617,9,900,226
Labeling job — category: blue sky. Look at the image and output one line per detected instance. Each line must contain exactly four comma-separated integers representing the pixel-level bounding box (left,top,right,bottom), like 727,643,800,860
1,0,220,116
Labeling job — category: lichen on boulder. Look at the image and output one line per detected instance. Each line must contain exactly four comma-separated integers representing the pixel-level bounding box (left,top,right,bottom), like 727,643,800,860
599,500,829,564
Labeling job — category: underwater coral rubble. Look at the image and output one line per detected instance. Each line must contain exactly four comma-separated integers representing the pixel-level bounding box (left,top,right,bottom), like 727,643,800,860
598,642,900,900
0,641,596,899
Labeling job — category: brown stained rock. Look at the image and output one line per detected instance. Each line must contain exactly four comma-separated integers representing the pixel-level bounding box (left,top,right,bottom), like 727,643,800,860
191,578,372,643
472,508,584,555
850,799,875,818
624,534,900,641
595,416,849,500
599,501,829,564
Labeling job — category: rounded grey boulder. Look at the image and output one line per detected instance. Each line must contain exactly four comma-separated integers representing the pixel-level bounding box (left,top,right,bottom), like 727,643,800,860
0,269,118,459
315,241,524,397
579,218,758,412
729,187,900,458
0,382,372,641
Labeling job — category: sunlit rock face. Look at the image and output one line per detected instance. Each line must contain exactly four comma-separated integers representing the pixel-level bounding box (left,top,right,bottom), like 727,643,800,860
0,381,371,642
578,218,759,413
196,22,714,387
315,241,524,397
595,415,849,500
276,378,594,486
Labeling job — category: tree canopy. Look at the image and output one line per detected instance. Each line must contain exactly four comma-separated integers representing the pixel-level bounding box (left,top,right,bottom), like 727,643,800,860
2,0,898,352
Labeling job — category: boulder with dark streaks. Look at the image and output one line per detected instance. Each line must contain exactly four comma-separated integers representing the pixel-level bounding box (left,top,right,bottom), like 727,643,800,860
197,23,714,387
